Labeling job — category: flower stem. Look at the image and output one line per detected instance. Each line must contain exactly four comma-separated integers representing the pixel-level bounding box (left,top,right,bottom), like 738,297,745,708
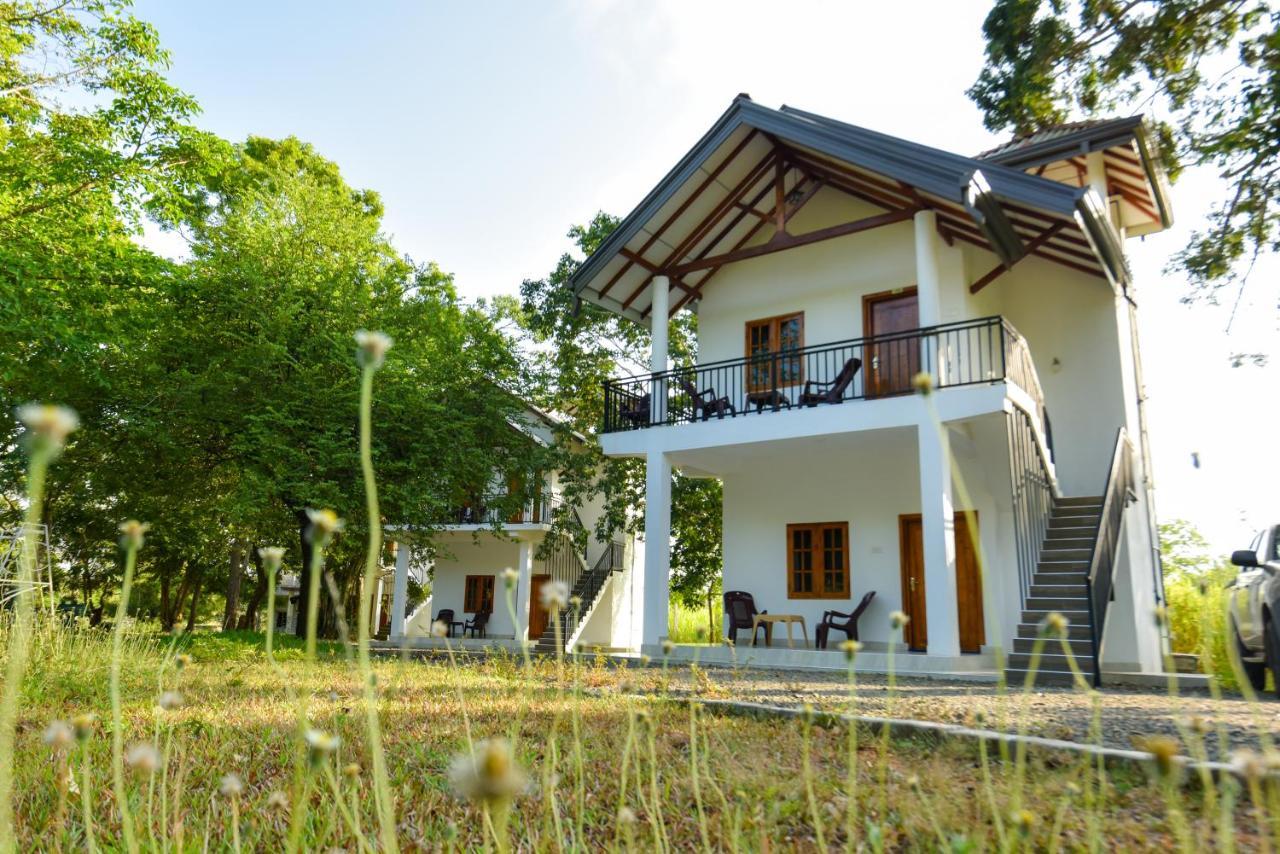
110,537,142,854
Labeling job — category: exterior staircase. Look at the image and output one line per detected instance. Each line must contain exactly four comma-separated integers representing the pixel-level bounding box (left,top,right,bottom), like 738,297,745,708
1005,496,1103,685
534,541,626,653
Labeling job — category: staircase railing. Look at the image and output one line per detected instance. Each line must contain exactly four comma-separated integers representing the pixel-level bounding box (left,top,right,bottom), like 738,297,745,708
549,539,626,649
1006,405,1058,607
1085,428,1135,687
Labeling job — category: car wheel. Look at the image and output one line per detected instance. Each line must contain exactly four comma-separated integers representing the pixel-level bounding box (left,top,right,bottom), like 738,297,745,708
1265,616,1280,697
1238,627,1267,692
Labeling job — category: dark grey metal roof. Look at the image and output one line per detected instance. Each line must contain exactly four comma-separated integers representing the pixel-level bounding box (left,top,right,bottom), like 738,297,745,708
569,97,1136,322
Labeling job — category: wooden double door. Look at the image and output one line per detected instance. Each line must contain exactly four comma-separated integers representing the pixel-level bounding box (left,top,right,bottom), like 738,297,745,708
898,512,985,654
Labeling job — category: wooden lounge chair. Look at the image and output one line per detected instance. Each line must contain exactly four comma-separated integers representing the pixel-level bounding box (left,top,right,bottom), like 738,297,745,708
619,392,651,427
799,357,861,407
815,591,876,649
463,611,490,639
723,590,767,646
679,377,736,421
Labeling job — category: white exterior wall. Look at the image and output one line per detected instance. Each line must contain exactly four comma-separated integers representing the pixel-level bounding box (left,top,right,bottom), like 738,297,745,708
719,419,1017,654
430,537,525,638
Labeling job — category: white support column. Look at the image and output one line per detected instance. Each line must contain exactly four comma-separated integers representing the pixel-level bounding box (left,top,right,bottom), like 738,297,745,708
515,538,534,641
918,422,961,658
650,275,670,424
639,449,672,649
913,209,942,327
389,541,410,640
371,576,385,634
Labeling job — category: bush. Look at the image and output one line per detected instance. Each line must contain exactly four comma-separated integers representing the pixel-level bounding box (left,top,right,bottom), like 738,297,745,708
668,599,722,644
1164,575,1242,692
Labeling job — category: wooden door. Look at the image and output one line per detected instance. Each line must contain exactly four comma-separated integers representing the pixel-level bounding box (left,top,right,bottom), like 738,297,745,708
864,289,919,397
528,574,551,639
899,512,985,654
954,512,985,653
898,516,928,651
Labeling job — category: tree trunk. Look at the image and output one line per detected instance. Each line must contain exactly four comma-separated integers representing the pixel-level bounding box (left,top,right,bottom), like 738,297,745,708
239,547,267,630
185,569,204,633
159,570,171,631
166,561,195,631
707,590,715,640
295,509,313,639
222,541,246,632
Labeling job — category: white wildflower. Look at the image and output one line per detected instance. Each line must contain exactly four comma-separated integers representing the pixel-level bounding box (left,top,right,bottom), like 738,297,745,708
125,743,160,774
219,773,243,797
16,404,78,451
539,580,569,611
118,520,150,550
42,720,74,751
354,330,393,369
448,737,527,803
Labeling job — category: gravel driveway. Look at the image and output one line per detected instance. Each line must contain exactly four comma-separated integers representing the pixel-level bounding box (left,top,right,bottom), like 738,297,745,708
664,666,1280,760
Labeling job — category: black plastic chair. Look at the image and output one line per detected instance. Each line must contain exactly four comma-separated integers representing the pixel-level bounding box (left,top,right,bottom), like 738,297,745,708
815,591,877,649
723,591,767,646
434,608,457,638
463,611,490,639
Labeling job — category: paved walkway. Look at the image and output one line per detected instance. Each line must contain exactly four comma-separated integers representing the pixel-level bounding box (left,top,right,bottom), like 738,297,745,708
665,666,1280,760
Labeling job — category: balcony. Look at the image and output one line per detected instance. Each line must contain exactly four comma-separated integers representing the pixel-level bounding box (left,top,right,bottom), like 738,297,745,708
441,492,564,527
602,316,1045,434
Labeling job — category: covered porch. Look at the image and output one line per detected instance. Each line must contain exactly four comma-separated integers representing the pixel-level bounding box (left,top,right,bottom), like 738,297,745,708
638,413,1028,677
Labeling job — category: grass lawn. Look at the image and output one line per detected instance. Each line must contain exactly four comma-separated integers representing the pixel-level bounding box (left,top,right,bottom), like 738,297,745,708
6,626,1273,851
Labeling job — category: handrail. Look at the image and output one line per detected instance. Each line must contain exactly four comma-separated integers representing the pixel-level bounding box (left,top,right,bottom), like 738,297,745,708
443,492,564,526
1084,428,1134,688
550,539,626,649
1007,406,1058,606
603,315,1044,434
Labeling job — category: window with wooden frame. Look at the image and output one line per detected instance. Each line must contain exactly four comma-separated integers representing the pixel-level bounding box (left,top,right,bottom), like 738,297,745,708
463,575,495,613
786,522,850,599
745,312,804,391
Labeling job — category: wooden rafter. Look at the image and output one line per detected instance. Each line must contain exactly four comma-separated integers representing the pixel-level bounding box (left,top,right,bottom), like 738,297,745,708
969,222,1066,294
619,149,779,311
668,207,918,276
597,128,761,299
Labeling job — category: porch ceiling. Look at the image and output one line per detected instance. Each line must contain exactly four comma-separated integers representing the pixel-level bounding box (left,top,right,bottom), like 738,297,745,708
570,96,1130,324
669,424,919,478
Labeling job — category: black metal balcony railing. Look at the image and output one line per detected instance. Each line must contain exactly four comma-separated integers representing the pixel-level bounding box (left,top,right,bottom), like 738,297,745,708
603,316,1042,434
445,493,563,525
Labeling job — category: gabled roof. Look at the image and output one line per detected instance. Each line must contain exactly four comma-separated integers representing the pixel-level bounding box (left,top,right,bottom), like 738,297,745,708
977,115,1173,233
569,96,1132,323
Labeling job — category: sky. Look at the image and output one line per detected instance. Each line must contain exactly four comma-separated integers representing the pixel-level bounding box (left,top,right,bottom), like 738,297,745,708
132,0,1279,554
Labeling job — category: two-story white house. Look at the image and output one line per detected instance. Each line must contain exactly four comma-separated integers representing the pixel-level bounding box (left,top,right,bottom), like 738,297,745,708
386,401,641,653
570,96,1172,683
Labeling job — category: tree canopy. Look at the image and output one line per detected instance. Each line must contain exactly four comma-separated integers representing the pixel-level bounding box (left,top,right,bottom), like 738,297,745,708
970,0,1280,343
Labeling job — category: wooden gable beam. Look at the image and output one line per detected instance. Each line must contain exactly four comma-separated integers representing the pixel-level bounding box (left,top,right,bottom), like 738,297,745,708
658,174,819,317
597,128,761,299
969,222,1066,293
668,207,918,276
619,149,780,311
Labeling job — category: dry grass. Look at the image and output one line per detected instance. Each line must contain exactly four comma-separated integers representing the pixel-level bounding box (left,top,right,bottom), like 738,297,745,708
4,625,1271,851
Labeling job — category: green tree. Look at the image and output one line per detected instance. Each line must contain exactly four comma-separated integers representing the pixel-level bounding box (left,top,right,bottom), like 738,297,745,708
519,215,723,598
969,0,1279,346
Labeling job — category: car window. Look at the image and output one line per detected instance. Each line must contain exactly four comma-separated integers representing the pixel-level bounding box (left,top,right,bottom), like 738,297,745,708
1272,527,1280,561
1251,531,1264,552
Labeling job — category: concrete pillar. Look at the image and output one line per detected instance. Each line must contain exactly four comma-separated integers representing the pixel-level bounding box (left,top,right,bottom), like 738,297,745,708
640,450,672,648
1085,151,1109,217
918,422,961,657
913,210,942,326
650,276,670,424
389,541,410,640
371,576,385,634
515,538,534,641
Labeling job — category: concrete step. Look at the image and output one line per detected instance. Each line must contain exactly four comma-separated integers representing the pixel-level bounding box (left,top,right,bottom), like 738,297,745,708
1005,668,1091,687
1040,547,1092,562
1025,596,1090,611
1041,536,1094,550
1030,583,1088,598
1031,568,1087,584
1018,621,1093,640
1053,506,1103,518
1037,560,1089,574
1056,496,1104,507
1020,609,1091,625
1006,652,1095,674
1012,635,1094,656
